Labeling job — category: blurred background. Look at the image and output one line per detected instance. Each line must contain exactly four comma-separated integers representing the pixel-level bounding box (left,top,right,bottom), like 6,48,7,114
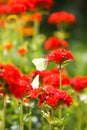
0,0,87,130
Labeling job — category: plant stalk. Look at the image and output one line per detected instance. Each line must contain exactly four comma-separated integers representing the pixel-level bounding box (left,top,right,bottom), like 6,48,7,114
2,95,7,130
29,107,32,130
77,96,82,130
20,100,24,130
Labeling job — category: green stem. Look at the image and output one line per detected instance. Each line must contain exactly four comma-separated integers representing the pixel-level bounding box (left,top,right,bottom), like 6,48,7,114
20,100,24,130
49,109,53,130
33,21,39,42
59,65,62,90
2,95,7,130
29,107,32,130
32,21,39,53
49,123,52,130
78,107,81,130
59,64,62,126
59,108,62,121
77,96,82,130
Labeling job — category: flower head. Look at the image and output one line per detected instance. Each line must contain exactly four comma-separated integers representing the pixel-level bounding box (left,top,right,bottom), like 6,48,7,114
26,0,53,11
71,76,87,92
46,48,74,65
3,43,13,50
44,37,69,50
43,73,70,88
0,19,5,27
48,11,75,25
18,47,28,55
9,74,32,98
38,86,73,107
30,13,42,22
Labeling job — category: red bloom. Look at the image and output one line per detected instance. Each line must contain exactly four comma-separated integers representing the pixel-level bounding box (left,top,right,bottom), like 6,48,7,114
30,13,42,22
3,43,13,50
0,64,5,78
38,86,73,107
24,0,37,11
36,0,53,10
0,5,6,15
38,93,47,107
43,72,70,88
10,74,32,98
48,11,76,24
3,64,20,85
71,76,87,92
29,69,50,82
62,74,70,86
0,85,4,96
0,19,5,27
0,1,27,15
18,47,28,55
0,63,33,98
29,88,41,98
44,37,69,50
25,0,53,11
9,2,27,14
46,49,74,64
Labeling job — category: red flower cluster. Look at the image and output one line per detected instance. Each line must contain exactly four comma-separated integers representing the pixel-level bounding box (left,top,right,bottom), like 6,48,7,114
0,1,27,15
26,0,53,11
38,86,73,107
43,73,70,88
48,11,75,24
0,0,53,15
10,74,32,98
71,76,87,92
30,13,42,22
46,49,74,64
0,64,32,98
29,68,70,88
44,36,69,50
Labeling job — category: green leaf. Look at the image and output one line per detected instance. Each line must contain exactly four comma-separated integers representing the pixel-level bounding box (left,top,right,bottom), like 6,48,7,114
32,58,47,71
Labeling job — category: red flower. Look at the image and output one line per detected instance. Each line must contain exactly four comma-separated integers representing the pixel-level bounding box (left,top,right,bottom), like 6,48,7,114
46,49,74,64
25,0,53,11
18,47,28,55
0,85,4,96
0,5,6,15
3,64,20,85
29,69,50,82
24,0,37,11
10,74,32,98
0,19,5,27
0,64,5,78
46,95,59,106
43,72,70,88
38,93,47,107
44,37,69,50
62,74,70,86
38,86,73,107
48,11,75,24
9,2,27,14
0,1,27,15
30,13,42,22
36,0,53,10
3,43,13,50
71,76,87,92
29,88,41,98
